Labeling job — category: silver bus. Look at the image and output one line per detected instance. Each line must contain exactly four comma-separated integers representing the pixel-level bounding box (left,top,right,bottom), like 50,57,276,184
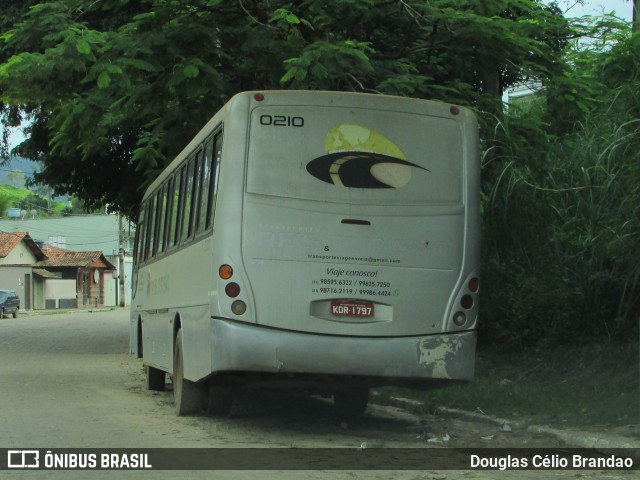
130,90,480,416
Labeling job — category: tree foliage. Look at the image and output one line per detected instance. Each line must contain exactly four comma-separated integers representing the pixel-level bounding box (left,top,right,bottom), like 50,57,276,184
0,0,570,217
3,1,637,350
481,15,639,349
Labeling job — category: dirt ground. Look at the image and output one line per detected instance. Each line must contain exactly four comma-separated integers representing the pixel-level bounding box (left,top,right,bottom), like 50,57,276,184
0,309,636,480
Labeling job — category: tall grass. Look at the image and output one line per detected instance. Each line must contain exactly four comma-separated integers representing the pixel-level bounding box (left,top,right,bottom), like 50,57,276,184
480,96,640,350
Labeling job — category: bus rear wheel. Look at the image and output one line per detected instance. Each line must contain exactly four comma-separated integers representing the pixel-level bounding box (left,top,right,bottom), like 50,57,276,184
206,379,232,416
333,387,369,417
146,365,166,391
173,329,204,416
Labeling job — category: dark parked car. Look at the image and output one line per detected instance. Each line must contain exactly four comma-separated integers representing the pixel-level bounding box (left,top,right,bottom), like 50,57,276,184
0,290,20,318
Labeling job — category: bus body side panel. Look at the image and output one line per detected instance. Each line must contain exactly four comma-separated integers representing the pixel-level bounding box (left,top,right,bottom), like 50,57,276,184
130,97,238,381
134,236,216,381
179,96,253,382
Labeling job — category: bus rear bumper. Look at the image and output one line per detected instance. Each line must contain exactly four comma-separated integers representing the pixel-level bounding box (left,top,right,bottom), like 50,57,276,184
211,319,476,382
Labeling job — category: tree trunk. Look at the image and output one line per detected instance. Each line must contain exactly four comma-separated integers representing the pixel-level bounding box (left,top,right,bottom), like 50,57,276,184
481,63,504,116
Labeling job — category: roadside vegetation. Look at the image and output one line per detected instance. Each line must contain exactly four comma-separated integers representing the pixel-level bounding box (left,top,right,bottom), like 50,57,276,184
440,15,639,426
0,184,69,218
481,24,640,352
377,343,638,430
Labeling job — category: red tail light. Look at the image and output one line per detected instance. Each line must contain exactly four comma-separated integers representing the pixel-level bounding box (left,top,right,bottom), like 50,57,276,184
461,294,473,310
225,282,241,298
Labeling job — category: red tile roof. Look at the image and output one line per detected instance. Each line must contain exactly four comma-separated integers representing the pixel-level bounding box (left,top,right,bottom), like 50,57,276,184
40,244,68,255
0,231,46,260
37,244,116,270
0,231,26,257
0,234,115,269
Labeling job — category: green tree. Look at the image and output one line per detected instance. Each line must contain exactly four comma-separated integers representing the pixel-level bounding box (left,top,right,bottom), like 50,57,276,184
17,191,48,215
0,0,38,159
0,0,571,218
65,194,102,215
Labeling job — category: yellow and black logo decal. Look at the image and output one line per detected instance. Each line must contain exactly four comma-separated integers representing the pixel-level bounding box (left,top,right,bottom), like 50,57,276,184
307,124,428,188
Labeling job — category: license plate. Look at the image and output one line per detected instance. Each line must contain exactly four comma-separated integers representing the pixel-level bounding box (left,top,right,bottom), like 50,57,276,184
330,301,375,318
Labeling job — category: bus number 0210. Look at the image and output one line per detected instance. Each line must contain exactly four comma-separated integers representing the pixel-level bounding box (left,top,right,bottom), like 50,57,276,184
260,115,304,127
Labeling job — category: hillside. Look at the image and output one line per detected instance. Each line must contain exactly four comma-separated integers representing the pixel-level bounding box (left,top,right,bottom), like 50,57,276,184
0,184,69,218
0,155,39,182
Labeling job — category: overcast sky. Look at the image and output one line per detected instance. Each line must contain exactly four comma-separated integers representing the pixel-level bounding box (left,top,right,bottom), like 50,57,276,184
562,0,634,20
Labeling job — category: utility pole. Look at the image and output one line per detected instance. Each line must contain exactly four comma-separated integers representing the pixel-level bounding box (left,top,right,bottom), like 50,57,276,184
118,213,126,307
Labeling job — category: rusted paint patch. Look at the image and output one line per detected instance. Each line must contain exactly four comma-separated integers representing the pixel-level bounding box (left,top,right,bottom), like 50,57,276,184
418,335,467,379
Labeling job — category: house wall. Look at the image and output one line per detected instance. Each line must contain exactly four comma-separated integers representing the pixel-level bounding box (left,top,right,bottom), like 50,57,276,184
0,216,135,307
0,266,33,310
33,277,46,310
105,254,133,305
39,267,115,310
0,242,38,266
46,280,77,301
77,268,113,308
41,279,77,310
103,272,116,307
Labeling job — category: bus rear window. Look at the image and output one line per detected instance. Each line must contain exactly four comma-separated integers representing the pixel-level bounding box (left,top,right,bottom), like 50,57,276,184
246,106,463,206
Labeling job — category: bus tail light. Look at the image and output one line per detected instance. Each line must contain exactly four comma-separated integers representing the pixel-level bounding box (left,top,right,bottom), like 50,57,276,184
453,311,466,326
219,264,233,280
231,300,247,315
450,276,479,329
225,282,240,298
219,264,245,314
461,294,474,310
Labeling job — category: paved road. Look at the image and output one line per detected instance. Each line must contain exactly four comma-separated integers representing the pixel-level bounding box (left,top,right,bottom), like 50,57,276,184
0,310,634,480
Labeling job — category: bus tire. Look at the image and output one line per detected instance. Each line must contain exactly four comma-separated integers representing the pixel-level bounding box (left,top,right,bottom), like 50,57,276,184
333,388,369,417
136,319,143,359
146,365,165,391
173,329,203,416
206,379,232,416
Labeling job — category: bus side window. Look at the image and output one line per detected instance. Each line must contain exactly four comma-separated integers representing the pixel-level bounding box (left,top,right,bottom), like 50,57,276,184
134,202,146,266
181,158,196,242
192,149,204,234
195,147,208,235
156,185,168,254
172,167,185,247
200,137,214,231
207,131,223,229
146,194,157,260
163,178,175,250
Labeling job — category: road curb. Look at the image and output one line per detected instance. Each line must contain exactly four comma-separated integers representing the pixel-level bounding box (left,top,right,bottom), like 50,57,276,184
376,395,640,460
526,425,640,461
17,307,122,317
